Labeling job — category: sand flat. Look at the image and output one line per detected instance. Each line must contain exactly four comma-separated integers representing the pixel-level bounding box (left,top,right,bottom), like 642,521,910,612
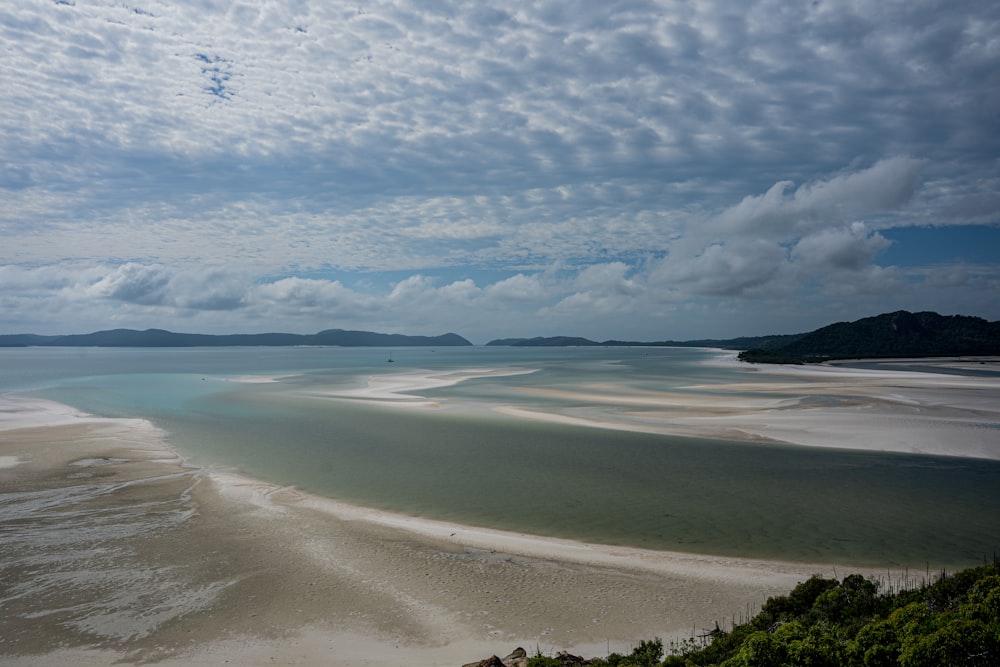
7,355,992,664
310,367,537,407
0,393,905,666
485,358,1000,460
275,356,1000,460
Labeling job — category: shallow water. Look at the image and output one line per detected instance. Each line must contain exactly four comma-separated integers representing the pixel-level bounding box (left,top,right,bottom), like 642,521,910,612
3,346,999,568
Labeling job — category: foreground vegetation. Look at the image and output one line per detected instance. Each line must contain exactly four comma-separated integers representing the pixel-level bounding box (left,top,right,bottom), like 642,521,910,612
528,561,1000,666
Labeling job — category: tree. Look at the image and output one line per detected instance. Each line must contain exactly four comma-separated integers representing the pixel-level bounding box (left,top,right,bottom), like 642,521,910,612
899,618,995,667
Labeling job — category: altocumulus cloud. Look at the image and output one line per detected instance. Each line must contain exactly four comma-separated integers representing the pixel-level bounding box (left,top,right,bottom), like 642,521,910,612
0,1,998,340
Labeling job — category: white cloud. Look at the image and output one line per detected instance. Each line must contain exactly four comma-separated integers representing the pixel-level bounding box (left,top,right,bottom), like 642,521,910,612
87,264,173,305
652,240,789,298
82,263,249,310
483,274,549,302
252,277,371,320
0,1,997,339
791,223,893,272
707,157,927,240
645,159,925,299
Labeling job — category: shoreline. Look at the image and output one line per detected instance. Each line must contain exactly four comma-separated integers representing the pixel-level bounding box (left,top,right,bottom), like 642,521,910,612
0,393,922,666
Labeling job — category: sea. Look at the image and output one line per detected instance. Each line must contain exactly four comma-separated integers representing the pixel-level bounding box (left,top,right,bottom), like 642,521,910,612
2,345,999,569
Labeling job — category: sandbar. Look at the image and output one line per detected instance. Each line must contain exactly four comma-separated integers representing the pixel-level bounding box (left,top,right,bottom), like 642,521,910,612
0,393,908,666
493,355,1000,460
309,367,537,408
287,355,1000,460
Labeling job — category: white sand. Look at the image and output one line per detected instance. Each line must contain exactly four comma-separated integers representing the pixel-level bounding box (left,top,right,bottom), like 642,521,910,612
286,355,1000,460
488,357,1000,460
311,367,537,407
0,393,911,667
0,394,100,431
5,355,991,665
224,374,289,383
0,454,22,468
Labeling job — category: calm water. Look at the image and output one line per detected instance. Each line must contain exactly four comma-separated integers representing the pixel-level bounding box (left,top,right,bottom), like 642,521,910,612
2,346,998,568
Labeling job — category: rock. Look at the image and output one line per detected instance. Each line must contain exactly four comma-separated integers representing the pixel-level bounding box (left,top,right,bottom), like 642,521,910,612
463,645,582,667
461,656,506,667
503,646,528,667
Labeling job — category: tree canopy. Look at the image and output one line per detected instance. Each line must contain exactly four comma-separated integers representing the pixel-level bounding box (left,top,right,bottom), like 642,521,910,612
528,562,1000,667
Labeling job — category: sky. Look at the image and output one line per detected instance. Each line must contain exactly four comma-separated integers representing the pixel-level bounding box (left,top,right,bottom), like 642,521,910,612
1,0,998,343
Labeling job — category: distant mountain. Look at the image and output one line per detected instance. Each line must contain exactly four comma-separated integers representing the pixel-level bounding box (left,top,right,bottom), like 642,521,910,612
486,336,602,347
738,311,1000,363
7,311,997,359
485,311,1000,364
485,333,805,349
309,329,471,347
484,337,533,346
0,328,472,348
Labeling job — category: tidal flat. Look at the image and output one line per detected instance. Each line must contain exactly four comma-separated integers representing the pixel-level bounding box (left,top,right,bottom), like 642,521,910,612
1,347,998,665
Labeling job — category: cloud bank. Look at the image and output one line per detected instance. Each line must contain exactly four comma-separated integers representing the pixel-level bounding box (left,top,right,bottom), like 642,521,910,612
1,1,997,340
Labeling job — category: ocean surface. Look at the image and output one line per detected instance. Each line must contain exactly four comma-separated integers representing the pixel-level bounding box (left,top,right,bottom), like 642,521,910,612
2,345,999,569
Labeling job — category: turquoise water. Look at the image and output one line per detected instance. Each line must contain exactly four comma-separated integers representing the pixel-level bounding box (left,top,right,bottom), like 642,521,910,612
2,346,998,568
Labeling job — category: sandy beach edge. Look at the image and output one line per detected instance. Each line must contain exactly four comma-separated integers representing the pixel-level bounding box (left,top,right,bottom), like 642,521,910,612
0,391,924,667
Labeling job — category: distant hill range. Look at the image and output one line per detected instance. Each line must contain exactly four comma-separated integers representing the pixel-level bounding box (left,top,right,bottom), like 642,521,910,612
736,310,1000,363
487,311,1000,364
0,328,471,348
485,333,805,350
4,311,998,361
486,333,803,349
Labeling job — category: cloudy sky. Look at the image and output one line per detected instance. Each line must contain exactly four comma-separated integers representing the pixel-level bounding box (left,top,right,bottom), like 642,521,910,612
2,0,998,342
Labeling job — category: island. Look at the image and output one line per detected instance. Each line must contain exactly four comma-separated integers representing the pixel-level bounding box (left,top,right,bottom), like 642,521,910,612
0,328,472,348
486,311,1000,365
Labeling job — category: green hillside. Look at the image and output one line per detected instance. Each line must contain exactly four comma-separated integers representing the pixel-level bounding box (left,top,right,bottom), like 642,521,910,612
0,328,471,347
738,311,1000,364
527,561,1000,666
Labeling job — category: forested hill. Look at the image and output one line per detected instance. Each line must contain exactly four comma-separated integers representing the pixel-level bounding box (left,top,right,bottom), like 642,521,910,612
485,334,804,349
738,311,1000,364
484,311,1000,363
0,328,471,348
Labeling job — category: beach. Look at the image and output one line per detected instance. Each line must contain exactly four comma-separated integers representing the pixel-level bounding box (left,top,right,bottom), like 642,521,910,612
0,392,911,667
2,354,997,665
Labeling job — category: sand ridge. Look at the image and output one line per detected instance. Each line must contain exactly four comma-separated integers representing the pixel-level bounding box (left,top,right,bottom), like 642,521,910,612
306,366,538,408
258,354,1000,460
486,357,1000,460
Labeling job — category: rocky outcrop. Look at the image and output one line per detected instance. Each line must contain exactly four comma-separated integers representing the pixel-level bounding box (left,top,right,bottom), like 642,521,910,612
462,656,507,667
462,646,590,667
502,647,528,667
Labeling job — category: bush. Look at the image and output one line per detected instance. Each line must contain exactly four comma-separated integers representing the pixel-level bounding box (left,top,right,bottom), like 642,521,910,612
592,638,664,667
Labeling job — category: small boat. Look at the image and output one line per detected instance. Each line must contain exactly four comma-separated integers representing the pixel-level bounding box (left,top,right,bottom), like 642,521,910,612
387,352,395,363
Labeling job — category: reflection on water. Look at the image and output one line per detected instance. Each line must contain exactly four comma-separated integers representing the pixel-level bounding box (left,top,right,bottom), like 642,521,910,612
4,346,999,568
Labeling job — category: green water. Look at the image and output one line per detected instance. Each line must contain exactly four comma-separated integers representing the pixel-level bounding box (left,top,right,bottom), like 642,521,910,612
3,346,998,568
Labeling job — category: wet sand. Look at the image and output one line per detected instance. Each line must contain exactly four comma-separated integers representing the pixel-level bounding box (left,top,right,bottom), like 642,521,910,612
494,355,1000,461
306,367,538,408
0,394,899,666
297,354,1000,461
